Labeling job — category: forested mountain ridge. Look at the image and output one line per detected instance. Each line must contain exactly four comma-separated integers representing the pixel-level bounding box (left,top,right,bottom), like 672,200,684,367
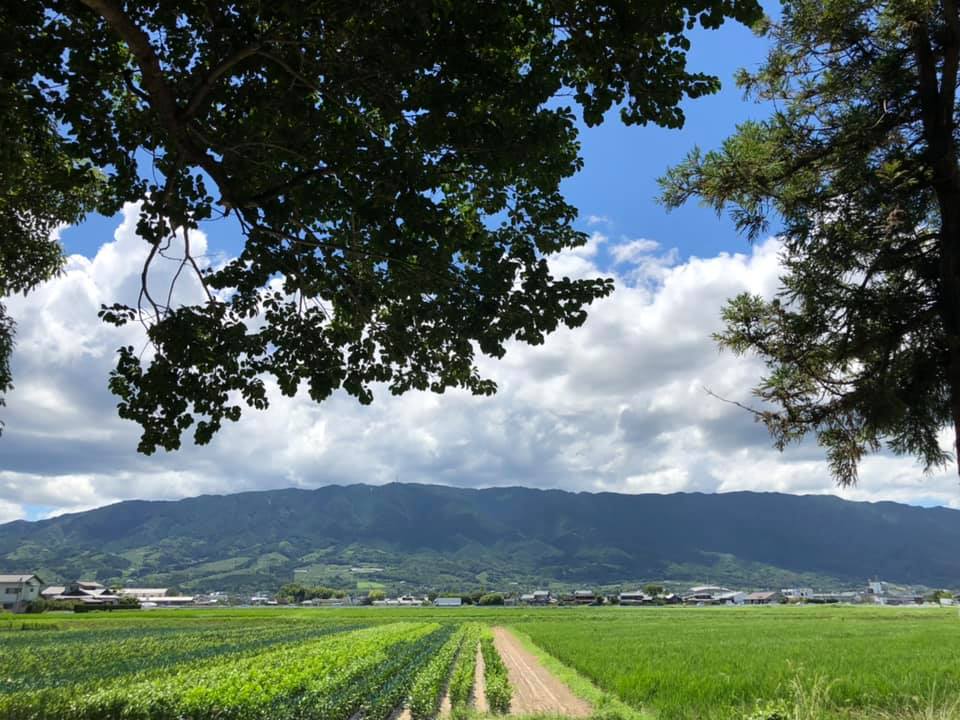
1,483,957,592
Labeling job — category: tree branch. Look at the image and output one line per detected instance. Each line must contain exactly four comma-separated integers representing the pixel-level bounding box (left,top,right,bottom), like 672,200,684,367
79,0,237,207
702,386,766,418
183,44,262,119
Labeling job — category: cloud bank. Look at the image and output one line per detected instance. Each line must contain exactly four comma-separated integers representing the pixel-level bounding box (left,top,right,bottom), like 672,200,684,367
2,204,957,521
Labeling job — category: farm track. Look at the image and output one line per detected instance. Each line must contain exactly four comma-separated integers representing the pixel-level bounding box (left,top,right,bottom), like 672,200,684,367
438,686,453,718
492,627,591,717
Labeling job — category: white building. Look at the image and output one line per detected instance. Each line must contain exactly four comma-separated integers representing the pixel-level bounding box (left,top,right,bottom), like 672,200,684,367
434,597,462,607
119,588,168,601
782,587,815,600
684,586,734,604
716,591,747,605
149,595,194,607
0,574,43,612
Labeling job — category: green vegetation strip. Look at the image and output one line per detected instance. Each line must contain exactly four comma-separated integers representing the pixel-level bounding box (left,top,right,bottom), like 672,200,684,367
0,619,359,693
0,622,436,720
448,623,482,718
408,624,468,719
480,627,512,715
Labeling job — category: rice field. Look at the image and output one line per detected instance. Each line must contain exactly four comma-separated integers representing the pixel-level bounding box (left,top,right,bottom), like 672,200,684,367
512,605,960,720
1,605,957,720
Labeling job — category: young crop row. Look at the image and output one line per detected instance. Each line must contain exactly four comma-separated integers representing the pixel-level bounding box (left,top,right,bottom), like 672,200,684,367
407,623,470,719
355,623,456,720
447,623,482,719
1,619,359,693
480,627,512,715
0,622,439,720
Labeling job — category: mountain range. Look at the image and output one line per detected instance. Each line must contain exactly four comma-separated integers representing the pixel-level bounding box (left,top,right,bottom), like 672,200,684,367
1,483,958,593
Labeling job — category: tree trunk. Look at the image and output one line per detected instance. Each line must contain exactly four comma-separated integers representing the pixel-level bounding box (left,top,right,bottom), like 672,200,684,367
939,198,960,476
914,3,960,474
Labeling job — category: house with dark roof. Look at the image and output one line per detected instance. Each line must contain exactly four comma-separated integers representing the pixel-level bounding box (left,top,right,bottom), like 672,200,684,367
619,590,654,606
48,580,120,606
572,590,599,605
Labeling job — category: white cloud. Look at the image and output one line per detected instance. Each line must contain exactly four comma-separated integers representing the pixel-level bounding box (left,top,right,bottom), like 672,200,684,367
0,499,24,524
611,238,660,264
1,212,957,520
585,214,610,226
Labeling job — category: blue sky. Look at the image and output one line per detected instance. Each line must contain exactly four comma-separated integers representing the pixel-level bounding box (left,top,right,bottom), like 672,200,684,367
7,3,957,522
60,7,778,268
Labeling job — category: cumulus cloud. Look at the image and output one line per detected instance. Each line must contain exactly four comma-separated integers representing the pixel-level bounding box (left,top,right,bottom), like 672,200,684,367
0,499,24,524
610,238,660,264
1,207,957,521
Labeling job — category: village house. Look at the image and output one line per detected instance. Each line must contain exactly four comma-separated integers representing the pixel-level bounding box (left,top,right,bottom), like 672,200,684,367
619,590,654,606
572,590,598,605
683,586,745,605
0,574,43,612
40,585,66,600
863,581,923,605
145,596,196,608
118,587,168,602
119,588,196,607
781,587,815,601
301,597,348,607
809,591,862,604
744,591,784,605
397,595,425,606
43,580,121,606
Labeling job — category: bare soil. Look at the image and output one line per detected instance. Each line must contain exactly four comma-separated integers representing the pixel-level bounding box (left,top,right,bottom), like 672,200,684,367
438,686,453,718
472,641,489,713
492,627,592,717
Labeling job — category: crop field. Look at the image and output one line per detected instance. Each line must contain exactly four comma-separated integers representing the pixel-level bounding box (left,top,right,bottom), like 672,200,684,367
513,606,960,720
1,606,958,720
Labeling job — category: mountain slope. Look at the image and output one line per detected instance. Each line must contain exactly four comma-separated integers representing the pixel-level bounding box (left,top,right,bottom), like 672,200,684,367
1,483,958,592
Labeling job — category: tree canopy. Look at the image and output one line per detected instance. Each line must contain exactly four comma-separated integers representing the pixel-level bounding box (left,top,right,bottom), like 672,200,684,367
661,0,960,484
0,0,761,452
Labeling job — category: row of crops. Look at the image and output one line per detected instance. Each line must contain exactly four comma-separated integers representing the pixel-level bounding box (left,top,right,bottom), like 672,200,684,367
0,620,514,720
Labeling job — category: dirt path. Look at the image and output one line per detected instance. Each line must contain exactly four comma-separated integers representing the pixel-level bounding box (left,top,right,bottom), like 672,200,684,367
472,642,489,713
438,687,452,718
492,627,592,717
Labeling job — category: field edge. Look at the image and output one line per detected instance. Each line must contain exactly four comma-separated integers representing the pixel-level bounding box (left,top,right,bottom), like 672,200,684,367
503,626,651,720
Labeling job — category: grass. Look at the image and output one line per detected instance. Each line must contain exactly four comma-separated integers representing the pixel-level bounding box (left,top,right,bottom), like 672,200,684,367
511,606,960,720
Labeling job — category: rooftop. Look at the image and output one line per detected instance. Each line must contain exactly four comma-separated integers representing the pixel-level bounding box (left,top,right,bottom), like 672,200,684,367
0,574,41,583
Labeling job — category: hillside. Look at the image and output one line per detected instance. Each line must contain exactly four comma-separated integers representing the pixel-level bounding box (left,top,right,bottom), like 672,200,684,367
1,483,958,592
